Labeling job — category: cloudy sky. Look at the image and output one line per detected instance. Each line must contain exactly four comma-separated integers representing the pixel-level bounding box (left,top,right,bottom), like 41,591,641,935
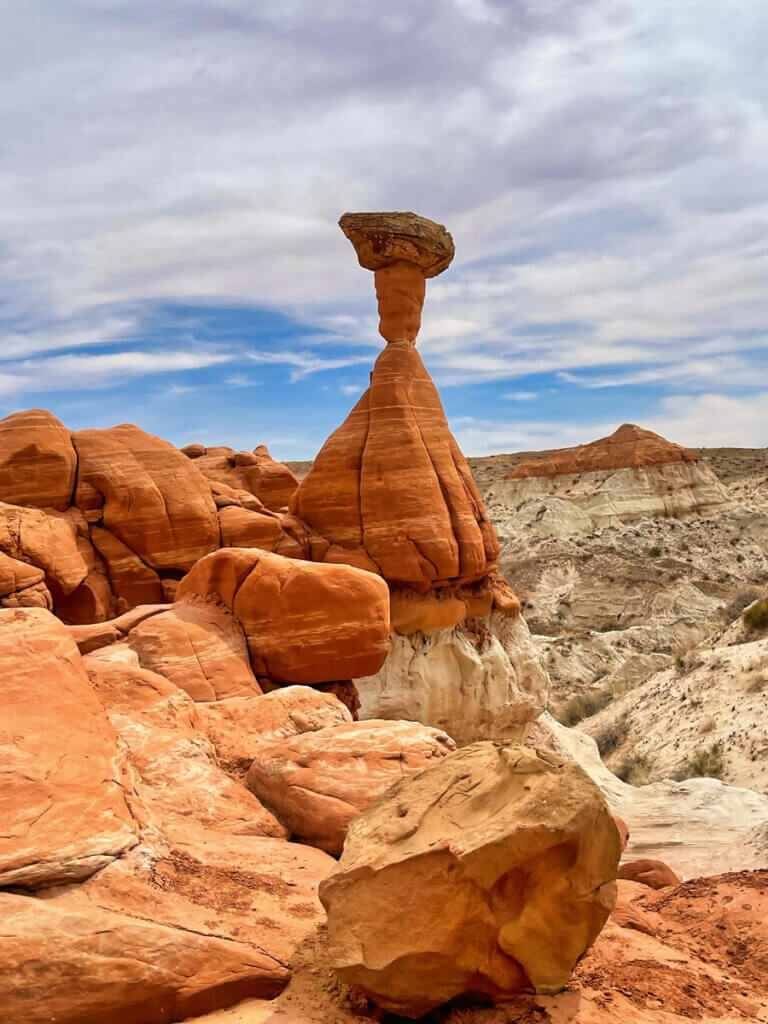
2,0,766,458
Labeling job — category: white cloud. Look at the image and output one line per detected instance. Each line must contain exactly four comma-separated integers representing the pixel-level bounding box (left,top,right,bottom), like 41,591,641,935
0,348,234,395
246,350,371,381
503,390,538,401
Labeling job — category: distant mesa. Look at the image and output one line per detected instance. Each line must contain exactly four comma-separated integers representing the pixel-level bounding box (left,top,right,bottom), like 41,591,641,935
506,423,699,480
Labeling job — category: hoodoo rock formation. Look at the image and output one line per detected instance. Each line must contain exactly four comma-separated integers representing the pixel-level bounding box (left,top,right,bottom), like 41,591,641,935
291,212,547,741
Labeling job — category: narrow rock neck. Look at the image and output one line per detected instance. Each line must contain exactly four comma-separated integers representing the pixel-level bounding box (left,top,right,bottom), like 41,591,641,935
374,262,426,345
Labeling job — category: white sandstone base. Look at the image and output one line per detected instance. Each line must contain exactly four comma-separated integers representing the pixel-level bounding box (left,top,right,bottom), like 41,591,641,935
354,612,548,746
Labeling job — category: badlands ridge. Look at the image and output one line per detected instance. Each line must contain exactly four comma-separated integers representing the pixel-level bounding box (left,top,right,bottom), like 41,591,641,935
2,213,767,1024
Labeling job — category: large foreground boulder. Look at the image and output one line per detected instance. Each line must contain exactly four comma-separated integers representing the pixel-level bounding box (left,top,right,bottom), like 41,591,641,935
320,742,620,1017
177,547,390,683
246,719,455,854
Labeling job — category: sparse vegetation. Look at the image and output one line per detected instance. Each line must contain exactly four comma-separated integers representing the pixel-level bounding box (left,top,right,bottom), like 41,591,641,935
743,598,768,631
553,688,612,726
616,753,653,786
679,742,726,781
746,675,766,695
699,716,716,734
721,587,762,623
595,715,628,757
648,545,662,557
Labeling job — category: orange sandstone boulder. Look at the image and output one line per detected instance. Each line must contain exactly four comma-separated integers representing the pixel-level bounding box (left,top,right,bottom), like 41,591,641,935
0,551,44,599
506,423,699,480
186,443,299,511
246,719,455,854
197,685,353,778
618,858,682,890
90,522,164,607
0,500,87,594
73,423,219,571
177,548,390,684
124,600,261,701
0,608,138,888
0,408,76,510
0,890,289,1024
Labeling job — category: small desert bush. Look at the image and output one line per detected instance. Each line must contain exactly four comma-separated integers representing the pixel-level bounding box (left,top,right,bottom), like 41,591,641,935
680,741,726,781
616,753,653,786
721,587,762,623
595,715,629,757
648,545,663,558
553,688,612,727
746,674,766,694
698,716,716,734
743,598,768,631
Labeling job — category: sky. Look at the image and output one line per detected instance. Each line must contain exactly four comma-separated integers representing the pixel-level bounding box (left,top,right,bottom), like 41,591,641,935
1,0,767,459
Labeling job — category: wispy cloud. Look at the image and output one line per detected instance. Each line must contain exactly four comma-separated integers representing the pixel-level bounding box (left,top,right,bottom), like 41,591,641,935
246,350,371,382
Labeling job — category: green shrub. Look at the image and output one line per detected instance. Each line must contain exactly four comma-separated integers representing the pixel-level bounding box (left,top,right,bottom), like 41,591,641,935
743,599,768,631
680,742,726,780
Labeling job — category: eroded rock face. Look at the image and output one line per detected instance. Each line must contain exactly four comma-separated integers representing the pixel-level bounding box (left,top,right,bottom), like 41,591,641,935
320,742,620,1017
184,443,299,511
125,600,261,701
196,685,353,778
292,341,500,596
0,889,289,1024
0,608,138,888
73,423,220,572
0,409,76,511
246,719,455,854
86,658,284,838
354,612,548,745
177,547,390,684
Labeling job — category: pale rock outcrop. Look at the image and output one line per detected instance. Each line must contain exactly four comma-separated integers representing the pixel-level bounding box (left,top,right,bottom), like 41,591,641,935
177,547,390,684
542,713,768,879
0,608,138,888
196,685,353,777
355,612,548,745
0,408,76,510
86,658,284,837
125,599,261,701
246,719,455,854
320,742,620,1016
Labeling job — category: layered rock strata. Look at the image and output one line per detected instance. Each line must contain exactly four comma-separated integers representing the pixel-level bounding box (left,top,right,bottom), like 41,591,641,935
488,423,729,530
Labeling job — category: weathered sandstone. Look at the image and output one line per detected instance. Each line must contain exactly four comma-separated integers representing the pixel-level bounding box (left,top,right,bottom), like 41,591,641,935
196,685,353,777
177,547,390,684
184,443,299,511
0,608,138,888
86,658,284,837
320,742,620,1016
0,408,76,510
73,423,219,571
246,719,455,854
125,600,261,701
